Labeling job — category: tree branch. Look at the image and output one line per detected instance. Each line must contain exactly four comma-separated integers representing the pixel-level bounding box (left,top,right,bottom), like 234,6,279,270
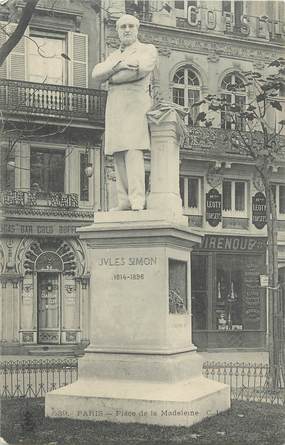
0,0,39,67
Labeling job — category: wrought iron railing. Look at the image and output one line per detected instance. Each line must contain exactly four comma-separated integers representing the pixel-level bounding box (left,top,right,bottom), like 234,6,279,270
0,359,78,399
0,79,107,123
184,127,285,158
203,361,285,405
0,190,79,208
1,358,284,405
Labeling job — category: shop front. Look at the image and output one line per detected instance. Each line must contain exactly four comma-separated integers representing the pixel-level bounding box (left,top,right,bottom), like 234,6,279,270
191,235,267,350
0,224,91,352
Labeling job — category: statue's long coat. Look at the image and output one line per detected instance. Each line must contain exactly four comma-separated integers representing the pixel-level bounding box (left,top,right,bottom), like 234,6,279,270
95,41,158,155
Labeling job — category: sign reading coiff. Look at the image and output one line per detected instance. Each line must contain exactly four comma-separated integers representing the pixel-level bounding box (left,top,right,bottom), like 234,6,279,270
0,220,90,237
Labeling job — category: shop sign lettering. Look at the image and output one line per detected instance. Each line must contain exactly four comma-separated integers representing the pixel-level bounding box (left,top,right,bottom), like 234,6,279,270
186,6,285,41
200,235,267,252
0,221,83,237
206,188,221,227
252,192,267,229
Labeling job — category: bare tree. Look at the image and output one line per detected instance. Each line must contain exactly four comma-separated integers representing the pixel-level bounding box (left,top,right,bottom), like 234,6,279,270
193,58,285,384
0,0,39,66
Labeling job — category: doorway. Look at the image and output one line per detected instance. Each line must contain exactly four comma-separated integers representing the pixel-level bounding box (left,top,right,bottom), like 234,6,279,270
37,272,61,344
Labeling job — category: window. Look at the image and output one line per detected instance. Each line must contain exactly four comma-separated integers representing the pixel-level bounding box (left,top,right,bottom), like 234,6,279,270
222,1,244,29
180,176,201,214
125,1,150,18
173,67,201,125
80,153,89,201
215,254,265,331
272,184,285,218
175,0,198,18
221,72,246,130
28,30,67,84
30,148,65,196
222,180,247,216
1,145,15,191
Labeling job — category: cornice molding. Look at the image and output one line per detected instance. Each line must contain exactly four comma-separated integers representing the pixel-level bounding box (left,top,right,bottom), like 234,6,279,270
106,25,283,62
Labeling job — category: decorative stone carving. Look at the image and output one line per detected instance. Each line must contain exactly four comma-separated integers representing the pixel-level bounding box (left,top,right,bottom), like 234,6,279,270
207,53,220,63
22,332,34,343
158,46,171,57
169,288,187,314
105,166,116,182
23,240,78,276
6,239,15,271
65,331,77,343
70,239,87,276
206,166,223,188
38,331,59,344
3,207,93,218
106,20,283,61
253,172,265,192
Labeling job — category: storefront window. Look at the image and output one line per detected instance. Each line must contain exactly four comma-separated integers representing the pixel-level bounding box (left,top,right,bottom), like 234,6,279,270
215,254,264,331
30,148,65,196
191,254,207,329
216,255,243,330
80,153,89,201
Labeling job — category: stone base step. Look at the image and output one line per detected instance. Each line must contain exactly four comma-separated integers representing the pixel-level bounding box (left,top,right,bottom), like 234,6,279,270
26,345,84,357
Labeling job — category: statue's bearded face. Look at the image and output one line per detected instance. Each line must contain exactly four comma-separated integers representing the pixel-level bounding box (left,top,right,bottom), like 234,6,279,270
118,19,138,46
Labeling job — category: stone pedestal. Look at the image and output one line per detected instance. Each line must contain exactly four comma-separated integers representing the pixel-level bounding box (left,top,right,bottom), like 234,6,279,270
45,212,230,426
45,108,230,426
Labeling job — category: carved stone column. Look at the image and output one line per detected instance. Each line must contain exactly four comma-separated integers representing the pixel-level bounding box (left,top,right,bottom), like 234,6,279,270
147,105,186,220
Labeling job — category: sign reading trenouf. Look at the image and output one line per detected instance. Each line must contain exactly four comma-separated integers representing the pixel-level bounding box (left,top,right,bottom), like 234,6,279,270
252,192,267,229
0,221,88,237
199,235,267,252
206,188,221,227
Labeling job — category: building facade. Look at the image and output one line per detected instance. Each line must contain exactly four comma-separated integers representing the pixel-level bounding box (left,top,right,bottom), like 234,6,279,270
0,0,284,354
0,0,106,353
102,0,285,351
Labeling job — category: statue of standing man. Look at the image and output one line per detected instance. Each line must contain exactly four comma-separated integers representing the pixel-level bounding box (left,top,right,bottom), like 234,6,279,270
92,14,158,211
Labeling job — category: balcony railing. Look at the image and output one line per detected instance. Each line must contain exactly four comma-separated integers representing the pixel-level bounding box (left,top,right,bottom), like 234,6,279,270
0,79,107,124
0,190,79,209
184,127,285,158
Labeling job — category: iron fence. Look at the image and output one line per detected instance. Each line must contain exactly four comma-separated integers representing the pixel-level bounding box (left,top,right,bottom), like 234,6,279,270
1,358,285,405
203,361,285,405
0,359,78,399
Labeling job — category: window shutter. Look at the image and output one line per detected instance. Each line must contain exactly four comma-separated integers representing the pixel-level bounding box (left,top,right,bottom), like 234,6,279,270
7,23,27,80
68,32,88,88
0,21,8,78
